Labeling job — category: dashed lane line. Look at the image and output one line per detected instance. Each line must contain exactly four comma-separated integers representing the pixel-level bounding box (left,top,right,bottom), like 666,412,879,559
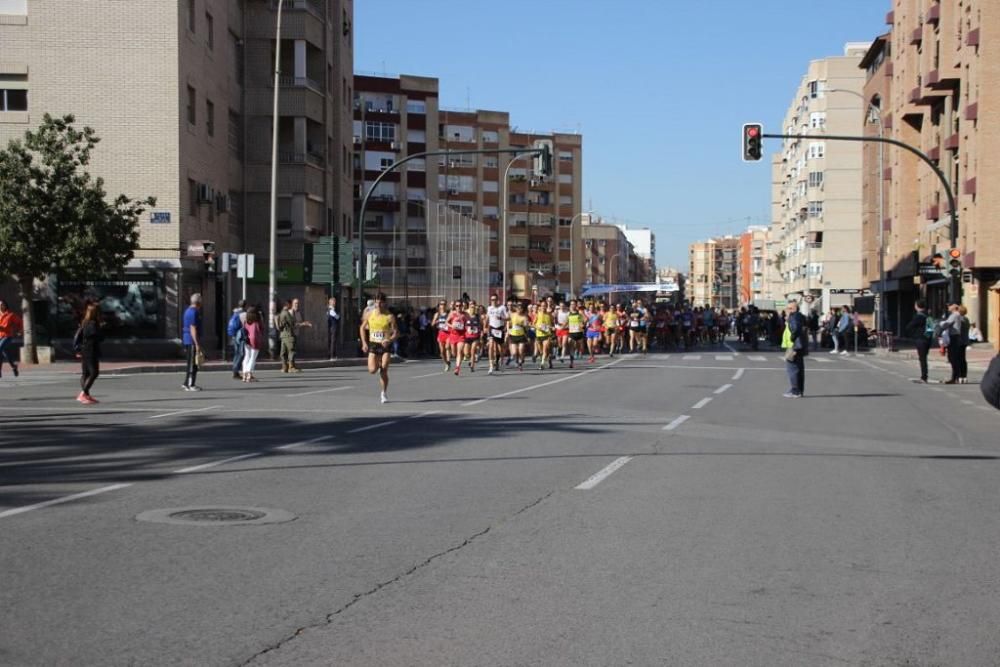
732,368,745,380
575,456,633,490
148,405,221,420
462,358,624,408
0,484,133,520
663,415,690,431
174,453,261,474
286,386,354,398
691,397,713,410
714,384,733,395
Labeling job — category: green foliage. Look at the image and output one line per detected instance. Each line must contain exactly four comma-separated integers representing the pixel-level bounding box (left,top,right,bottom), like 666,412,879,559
0,113,155,283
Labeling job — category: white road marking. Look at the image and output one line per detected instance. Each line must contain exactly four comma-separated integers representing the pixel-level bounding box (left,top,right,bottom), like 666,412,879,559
663,415,690,431
462,358,624,407
410,371,446,379
747,355,766,362
285,385,354,398
715,355,733,361
0,483,133,520
961,400,975,405
174,453,261,474
347,420,400,434
692,397,713,409
814,358,832,363
714,384,733,395
575,456,633,490
148,405,221,420
613,364,863,373
274,435,334,450
723,342,740,355
682,355,701,360
732,368,745,380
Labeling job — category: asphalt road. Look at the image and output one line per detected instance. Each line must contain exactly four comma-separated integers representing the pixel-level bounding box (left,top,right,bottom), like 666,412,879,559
1,341,998,666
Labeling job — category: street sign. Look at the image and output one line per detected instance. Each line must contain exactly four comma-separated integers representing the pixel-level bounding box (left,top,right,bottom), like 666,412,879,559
453,265,462,280
236,254,255,279
918,262,945,276
829,288,873,295
962,270,973,284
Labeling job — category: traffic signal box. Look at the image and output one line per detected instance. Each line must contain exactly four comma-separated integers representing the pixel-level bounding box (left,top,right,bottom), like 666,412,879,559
742,123,763,162
947,248,962,278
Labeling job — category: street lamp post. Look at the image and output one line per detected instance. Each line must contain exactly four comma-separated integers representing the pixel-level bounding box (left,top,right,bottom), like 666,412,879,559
561,210,589,300
500,151,538,301
826,87,885,332
267,0,284,337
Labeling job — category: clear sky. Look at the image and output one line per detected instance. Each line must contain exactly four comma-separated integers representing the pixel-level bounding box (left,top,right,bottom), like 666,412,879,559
354,0,889,271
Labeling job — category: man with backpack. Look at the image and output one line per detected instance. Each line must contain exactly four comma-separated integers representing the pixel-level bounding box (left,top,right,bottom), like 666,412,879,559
227,300,247,380
904,300,934,383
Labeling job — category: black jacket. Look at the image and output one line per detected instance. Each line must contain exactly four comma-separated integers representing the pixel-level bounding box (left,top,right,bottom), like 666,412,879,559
80,321,103,359
787,311,809,355
981,355,1000,410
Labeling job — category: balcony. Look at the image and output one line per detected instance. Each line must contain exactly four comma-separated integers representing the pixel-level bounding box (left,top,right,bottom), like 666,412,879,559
966,28,980,47
885,10,894,24
926,204,939,220
927,146,940,161
508,247,527,259
883,166,892,180
885,62,893,77
910,27,922,45
926,4,940,23
882,113,892,130
925,69,940,87
944,133,959,150
964,177,977,196
965,102,979,121
908,87,922,104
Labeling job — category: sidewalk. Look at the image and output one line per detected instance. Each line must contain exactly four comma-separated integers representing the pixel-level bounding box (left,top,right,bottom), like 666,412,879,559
11,355,380,376
874,338,996,371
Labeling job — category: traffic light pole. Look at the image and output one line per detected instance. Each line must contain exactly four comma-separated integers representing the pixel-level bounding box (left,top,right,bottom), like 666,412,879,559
356,147,544,315
764,133,960,304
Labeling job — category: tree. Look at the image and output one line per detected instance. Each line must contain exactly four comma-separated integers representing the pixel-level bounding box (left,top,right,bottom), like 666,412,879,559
0,114,154,363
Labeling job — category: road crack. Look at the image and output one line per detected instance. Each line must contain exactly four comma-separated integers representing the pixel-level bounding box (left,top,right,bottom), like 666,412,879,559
240,490,556,665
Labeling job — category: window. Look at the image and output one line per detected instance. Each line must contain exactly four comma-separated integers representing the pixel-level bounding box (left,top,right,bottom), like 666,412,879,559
407,129,426,143
482,130,498,143
808,171,824,188
205,99,215,136
188,179,198,215
364,121,395,142
408,158,426,171
0,0,27,14
405,100,426,114
379,157,393,170
186,86,196,125
227,110,242,156
187,0,196,32
807,201,823,218
808,80,824,99
559,239,572,250
230,32,244,84
558,173,572,184
808,142,825,159
809,112,826,128
558,151,573,161
558,195,572,205
484,156,498,168
483,181,499,192
0,89,27,111
205,12,214,49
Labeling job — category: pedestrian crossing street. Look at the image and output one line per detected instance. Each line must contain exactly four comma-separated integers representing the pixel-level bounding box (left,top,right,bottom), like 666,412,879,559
678,354,836,363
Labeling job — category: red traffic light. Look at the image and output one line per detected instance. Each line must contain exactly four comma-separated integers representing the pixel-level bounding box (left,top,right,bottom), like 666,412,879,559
747,126,759,138
948,248,962,259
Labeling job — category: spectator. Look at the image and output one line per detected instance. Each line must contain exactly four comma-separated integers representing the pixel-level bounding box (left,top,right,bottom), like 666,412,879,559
227,299,247,380
182,293,202,391
782,300,808,398
0,299,22,379
327,296,340,360
241,306,263,382
76,302,104,404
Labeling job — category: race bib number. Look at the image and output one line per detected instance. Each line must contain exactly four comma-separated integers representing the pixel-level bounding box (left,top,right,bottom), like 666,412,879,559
370,330,386,342
569,324,582,333
491,329,504,339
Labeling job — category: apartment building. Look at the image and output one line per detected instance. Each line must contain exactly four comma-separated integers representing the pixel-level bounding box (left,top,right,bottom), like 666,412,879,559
688,236,740,309
581,214,634,289
352,74,585,304
739,226,769,305
0,0,355,351
769,44,869,314
866,1,1000,345
618,226,656,282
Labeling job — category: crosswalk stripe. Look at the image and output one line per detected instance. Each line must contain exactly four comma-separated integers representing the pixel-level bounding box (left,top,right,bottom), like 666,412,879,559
682,355,701,360
814,358,833,363
747,355,766,362
715,355,733,361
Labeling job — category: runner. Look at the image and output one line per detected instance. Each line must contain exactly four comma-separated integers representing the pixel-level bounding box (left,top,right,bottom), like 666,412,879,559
486,294,508,374
447,300,468,376
603,303,619,358
585,304,603,363
434,301,451,372
534,301,555,370
464,301,482,373
507,303,528,371
565,300,585,369
555,301,570,362
360,293,398,404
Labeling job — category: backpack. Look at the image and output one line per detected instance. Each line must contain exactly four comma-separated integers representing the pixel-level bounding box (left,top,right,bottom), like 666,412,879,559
923,314,936,338
226,312,243,337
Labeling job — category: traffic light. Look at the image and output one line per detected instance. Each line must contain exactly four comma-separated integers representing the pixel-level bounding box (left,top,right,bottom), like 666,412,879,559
533,140,553,177
365,251,379,281
203,240,217,273
742,123,763,162
947,248,962,278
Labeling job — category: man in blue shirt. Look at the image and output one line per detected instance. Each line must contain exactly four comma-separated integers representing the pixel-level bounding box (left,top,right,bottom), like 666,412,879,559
182,293,203,391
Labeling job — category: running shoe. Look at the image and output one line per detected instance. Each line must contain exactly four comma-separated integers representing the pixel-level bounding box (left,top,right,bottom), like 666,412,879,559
12,365,18,378
77,391,87,402
380,392,388,404
454,366,460,376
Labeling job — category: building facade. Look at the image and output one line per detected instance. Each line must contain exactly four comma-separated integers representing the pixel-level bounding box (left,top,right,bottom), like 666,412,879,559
688,236,740,309
769,44,869,314
868,1,1000,346
619,226,656,282
738,226,769,305
0,0,355,353
581,214,634,291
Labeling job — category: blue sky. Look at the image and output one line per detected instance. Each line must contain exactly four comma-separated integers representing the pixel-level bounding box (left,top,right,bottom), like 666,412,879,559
355,0,889,271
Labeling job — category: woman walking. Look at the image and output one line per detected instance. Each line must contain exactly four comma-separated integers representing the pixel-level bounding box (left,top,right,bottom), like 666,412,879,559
76,302,103,404
242,306,263,382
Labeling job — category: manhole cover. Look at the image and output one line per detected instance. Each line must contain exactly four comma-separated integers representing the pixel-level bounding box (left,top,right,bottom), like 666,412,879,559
135,506,296,526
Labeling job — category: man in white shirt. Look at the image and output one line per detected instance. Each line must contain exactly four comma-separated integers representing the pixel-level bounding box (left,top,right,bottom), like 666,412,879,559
486,294,509,374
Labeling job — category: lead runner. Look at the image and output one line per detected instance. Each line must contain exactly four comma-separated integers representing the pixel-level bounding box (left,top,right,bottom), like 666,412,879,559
360,293,398,404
